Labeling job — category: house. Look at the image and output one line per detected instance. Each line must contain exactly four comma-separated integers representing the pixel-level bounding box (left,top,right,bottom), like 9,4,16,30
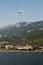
39,46,43,51
2,41,9,44
16,44,33,50
5,45,13,50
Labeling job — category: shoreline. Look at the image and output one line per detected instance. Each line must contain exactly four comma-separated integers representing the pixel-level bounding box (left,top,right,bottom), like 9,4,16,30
0,51,43,52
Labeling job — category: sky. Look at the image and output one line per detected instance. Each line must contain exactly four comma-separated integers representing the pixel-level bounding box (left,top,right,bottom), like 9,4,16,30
0,0,43,26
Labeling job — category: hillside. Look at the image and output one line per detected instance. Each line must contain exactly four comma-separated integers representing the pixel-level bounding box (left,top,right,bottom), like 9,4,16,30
0,20,43,47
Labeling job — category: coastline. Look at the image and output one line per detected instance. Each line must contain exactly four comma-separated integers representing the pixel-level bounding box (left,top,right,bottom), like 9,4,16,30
0,51,43,52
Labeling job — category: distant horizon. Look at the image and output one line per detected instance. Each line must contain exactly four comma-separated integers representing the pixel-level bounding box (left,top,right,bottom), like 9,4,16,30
0,20,43,28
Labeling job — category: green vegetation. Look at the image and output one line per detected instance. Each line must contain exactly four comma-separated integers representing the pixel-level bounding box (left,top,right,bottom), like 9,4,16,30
0,21,43,51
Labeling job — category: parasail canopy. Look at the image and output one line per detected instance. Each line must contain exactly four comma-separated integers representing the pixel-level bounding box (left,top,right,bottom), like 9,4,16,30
18,10,23,13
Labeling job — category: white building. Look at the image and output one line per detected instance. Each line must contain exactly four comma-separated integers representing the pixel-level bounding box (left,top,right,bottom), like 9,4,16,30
5,45,13,50
16,44,33,50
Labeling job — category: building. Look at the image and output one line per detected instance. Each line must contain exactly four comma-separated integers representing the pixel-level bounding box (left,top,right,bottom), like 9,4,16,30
5,45,13,50
39,46,43,51
16,44,33,50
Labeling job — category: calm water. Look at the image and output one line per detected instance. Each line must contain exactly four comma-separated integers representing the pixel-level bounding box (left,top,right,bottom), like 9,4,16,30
0,52,43,65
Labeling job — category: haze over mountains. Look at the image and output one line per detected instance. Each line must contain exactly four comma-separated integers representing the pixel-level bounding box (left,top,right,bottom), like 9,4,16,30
0,20,43,46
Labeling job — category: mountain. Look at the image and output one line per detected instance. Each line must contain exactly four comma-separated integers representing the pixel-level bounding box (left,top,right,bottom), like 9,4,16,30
0,20,43,46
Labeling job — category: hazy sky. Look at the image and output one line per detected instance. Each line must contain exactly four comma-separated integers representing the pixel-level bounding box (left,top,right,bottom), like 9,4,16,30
0,0,43,26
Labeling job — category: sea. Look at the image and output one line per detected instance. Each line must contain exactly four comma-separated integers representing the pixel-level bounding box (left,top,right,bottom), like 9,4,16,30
0,52,43,65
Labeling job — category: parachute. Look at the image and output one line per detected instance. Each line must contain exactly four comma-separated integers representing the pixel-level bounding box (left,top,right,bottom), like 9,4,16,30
18,10,23,13
18,9,23,21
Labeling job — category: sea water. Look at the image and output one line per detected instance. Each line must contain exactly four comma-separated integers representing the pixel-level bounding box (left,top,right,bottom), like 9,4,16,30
0,52,43,65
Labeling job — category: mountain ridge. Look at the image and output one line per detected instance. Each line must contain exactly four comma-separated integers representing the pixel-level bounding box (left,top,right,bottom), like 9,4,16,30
0,20,43,46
